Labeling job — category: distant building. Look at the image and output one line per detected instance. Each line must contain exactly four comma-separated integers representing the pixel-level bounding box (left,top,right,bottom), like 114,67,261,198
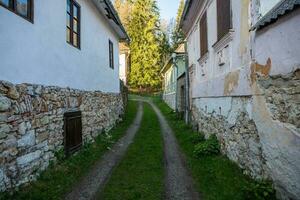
119,43,130,85
0,0,129,192
180,0,300,199
161,44,185,111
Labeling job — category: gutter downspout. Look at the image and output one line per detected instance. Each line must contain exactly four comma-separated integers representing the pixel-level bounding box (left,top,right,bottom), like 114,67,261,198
172,55,178,112
184,41,190,124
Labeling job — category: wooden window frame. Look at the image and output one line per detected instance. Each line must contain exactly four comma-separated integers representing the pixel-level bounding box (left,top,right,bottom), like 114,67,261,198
200,11,208,58
109,40,114,69
67,0,81,49
0,0,34,23
216,0,231,41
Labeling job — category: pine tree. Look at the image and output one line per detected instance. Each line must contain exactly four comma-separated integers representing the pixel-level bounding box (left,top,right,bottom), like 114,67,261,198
171,0,185,50
128,0,163,91
114,0,133,30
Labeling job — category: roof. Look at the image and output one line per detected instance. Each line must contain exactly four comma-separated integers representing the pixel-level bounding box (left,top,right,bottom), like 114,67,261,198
179,0,203,35
160,53,185,74
92,0,129,41
175,43,185,54
251,0,300,31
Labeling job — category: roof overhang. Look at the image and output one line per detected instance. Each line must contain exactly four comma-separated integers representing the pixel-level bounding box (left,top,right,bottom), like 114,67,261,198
92,0,130,42
179,0,204,35
160,53,185,74
251,0,300,31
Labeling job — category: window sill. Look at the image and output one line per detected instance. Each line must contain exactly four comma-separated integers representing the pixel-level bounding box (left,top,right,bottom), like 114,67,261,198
197,52,209,64
67,41,81,50
212,30,234,52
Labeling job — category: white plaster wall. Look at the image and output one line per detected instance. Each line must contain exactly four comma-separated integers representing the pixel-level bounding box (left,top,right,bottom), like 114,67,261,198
186,0,252,98
119,53,126,83
0,0,120,93
163,93,176,110
254,9,300,75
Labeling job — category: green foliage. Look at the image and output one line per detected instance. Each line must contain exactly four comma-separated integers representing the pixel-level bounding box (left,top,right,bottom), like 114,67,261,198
193,135,220,157
127,0,164,90
189,132,205,144
153,97,277,200
243,181,277,200
100,103,164,199
54,148,65,163
171,0,185,50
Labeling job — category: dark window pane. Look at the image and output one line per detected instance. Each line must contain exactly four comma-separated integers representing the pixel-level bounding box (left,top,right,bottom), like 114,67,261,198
73,5,78,19
73,33,78,47
67,28,71,43
16,0,29,17
67,14,71,27
109,41,114,69
67,0,70,13
217,0,231,40
73,19,78,33
0,0,10,7
200,12,208,57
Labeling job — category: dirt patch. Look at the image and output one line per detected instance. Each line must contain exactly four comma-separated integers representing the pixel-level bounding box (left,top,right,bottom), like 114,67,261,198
149,101,200,200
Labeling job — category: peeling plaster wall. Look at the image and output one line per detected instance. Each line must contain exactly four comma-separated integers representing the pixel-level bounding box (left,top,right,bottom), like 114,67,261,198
187,1,300,199
254,8,300,76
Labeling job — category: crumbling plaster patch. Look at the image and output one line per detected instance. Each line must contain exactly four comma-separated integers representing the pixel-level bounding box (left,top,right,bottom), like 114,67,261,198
250,67,300,199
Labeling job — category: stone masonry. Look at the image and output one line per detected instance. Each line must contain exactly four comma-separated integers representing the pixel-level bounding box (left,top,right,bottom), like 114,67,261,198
0,81,124,192
191,69,300,199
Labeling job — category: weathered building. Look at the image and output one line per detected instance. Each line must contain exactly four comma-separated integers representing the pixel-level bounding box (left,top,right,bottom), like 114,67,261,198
180,0,300,199
0,0,128,192
119,43,130,85
161,44,186,110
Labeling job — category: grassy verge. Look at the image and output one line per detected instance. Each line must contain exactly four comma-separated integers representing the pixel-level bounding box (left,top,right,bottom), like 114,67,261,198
99,103,164,200
0,101,138,200
154,98,276,200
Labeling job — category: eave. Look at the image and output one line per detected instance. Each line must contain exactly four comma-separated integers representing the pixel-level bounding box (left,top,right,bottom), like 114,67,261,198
92,0,130,42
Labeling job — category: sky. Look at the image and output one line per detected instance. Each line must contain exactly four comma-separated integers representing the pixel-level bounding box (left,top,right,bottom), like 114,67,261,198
157,0,181,21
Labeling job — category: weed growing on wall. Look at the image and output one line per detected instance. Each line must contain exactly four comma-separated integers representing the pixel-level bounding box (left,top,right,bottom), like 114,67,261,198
193,135,220,157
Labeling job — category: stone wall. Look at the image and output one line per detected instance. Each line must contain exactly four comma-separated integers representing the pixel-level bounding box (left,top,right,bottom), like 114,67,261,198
192,97,268,179
0,81,124,192
163,93,176,110
191,69,300,199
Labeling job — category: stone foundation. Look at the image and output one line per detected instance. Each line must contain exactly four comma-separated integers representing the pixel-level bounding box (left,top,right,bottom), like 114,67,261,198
163,93,176,110
191,69,300,199
0,81,124,192
192,97,268,179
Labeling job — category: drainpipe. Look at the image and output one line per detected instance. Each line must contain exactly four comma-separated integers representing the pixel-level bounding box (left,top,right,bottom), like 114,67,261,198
172,53,178,112
184,41,190,124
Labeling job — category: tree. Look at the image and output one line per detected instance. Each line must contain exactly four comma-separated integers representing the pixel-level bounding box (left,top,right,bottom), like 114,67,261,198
171,0,185,50
114,0,133,30
127,0,163,91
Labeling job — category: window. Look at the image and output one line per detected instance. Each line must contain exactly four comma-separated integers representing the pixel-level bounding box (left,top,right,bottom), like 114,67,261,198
67,0,80,48
0,0,33,22
200,11,208,57
217,0,231,40
109,40,114,69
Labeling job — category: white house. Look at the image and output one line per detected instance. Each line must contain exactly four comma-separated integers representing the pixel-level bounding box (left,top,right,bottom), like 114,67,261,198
119,43,130,85
0,0,129,192
180,0,300,199
0,0,129,92
161,44,186,111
